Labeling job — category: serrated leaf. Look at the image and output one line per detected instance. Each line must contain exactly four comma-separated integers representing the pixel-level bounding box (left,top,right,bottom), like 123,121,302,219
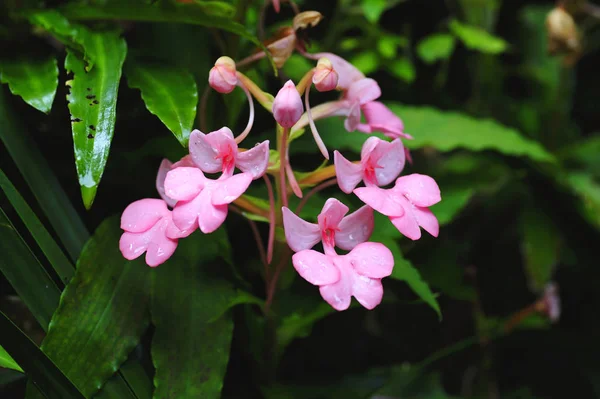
0,345,23,373
0,56,58,113
65,32,127,209
449,19,508,54
25,217,151,399
416,34,456,64
125,59,197,146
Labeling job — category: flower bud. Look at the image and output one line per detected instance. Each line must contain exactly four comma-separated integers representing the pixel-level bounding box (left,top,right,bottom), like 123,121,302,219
273,80,303,128
208,56,238,94
546,7,580,55
312,58,338,92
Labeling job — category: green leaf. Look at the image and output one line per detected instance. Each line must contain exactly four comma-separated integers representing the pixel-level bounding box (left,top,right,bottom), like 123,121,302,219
0,169,74,285
0,88,89,261
64,32,127,209
0,56,58,113
29,217,151,398
430,181,474,226
520,207,561,293
125,59,198,146
562,172,600,230
388,58,415,83
151,231,236,399
361,0,388,23
449,19,508,54
0,208,61,331
0,311,86,399
0,345,23,373
416,34,456,64
350,51,379,75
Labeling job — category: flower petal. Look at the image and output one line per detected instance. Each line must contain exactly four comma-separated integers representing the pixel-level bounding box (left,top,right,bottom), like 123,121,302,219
145,223,179,267
189,130,222,173
351,273,384,310
413,206,439,238
319,258,352,310
334,151,363,194
306,52,364,90
171,194,202,233
348,242,394,278
156,159,177,207
292,250,340,286
236,140,270,179
336,205,374,251
361,101,410,139
318,198,349,231
121,198,169,233
164,167,206,201
211,173,253,205
353,186,405,217
393,174,441,207
371,139,405,186
390,212,421,241
119,217,178,267
346,78,381,105
197,188,228,234
343,101,361,132
282,207,321,252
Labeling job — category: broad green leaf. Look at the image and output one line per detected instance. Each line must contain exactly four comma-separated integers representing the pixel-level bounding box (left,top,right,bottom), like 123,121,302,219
377,36,399,59
0,88,89,261
0,56,58,113
562,172,600,230
28,217,151,398
0,208,61,331
560,135,600,175
350,51,379,75
389,58,415,83
151,230,236,399
0,345,23,373
0,311,85,399
0,169,74,285
64,32,127,209
125,59,198,146
449,19,508,54
276,301,335,357
430,181,474,226
416,34,456,64
361,0,388,23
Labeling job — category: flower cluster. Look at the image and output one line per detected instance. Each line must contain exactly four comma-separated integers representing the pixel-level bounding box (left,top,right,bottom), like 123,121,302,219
118,10,442,311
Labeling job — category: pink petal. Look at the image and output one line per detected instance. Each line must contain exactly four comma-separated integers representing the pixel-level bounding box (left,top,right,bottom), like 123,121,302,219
272,0,280,12
348,242,394,278
413,206,440,238
164,167,206,201
282,207,321,252
390,213,422,240
273,80,304,128
351,273,384,310
235,140,270,179
171,194,201,234
144,224,179,267
336,205,374,251
318,198,349,231
120,199,170,233
370,139,405,186
343,101,361,132
119,217,178,267
319,258,352,311
306,52,364,90
393,174,441,207
156,159,177,207
361,102,410,139
211,173,253,205
346,78,381,105
292,250,340,286
197,188,229,234
189,130,222,173
359,136,381,160
172,154,196,168
165,215,193,239
334,151,363,194
354,186,405,217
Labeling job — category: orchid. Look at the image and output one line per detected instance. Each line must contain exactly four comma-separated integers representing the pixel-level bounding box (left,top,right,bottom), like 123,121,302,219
283,198,394,310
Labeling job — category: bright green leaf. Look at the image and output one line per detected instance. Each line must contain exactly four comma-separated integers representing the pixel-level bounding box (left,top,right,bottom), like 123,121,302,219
361,0,388,23
388,58,415,83
416,34,456,64
125,59,198,146
350,51,379,75
0,345,23,373
449,19,508,54
0,56,58,113
430,182,474,225
377,36,398,59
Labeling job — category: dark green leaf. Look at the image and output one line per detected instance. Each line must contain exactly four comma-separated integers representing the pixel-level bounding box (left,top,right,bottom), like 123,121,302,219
416,34,456,64
430,181,474,226
562,172,600,230
0,311,85,399
0,56,58,113
0,208,61,331
64,32,127,209
388,58,415,83
0,169,74,285
29,217,151,398
449,19,508,54
125,59,198,146
0,344,23,373
151,230,236,399
0,88,89,261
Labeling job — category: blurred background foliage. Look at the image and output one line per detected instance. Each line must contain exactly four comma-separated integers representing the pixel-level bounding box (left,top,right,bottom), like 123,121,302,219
1,0,599,398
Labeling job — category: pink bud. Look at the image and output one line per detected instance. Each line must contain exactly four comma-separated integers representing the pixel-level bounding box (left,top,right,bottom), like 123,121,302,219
208,56,238,94
313,58,338,92
273,80,303,128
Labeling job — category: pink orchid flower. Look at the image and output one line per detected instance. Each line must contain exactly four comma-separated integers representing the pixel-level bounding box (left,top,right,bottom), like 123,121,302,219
334,137,405,194
273,80,303,128
119,199,188,267
282,198,394,310
156,155,195,207
354,174,441,241
303,52,365,90
356,101,412,140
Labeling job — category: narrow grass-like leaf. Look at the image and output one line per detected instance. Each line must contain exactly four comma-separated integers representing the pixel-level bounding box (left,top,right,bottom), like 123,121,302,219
27,217,151,398
65,32,127,209
151,231,236,399
0,169,74,285
0,56,58,113
0,344,23,373
0,311,85,399
0,88,89,261
125,59,198,146
0,208,61,330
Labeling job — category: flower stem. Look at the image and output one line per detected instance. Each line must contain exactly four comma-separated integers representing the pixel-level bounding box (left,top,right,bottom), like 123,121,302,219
279,127,290,208
229,204,267,269
263,174,276,265
295,178,338,214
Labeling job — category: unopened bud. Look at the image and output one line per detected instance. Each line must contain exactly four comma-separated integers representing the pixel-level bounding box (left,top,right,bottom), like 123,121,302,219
546,7,580,55
313,58,338,92
208,56,238,93
273,80,303,128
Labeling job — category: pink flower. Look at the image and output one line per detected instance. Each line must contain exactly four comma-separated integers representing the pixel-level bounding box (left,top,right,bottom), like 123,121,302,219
272,0,280,12
334,136,405,194
354,174,441,240
273,80,304,128
342,78,382,132
156,156,195,207
303,52,364,90
208,56,238,94
313,58,338,92
119,199,187,267
356,101,412,140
